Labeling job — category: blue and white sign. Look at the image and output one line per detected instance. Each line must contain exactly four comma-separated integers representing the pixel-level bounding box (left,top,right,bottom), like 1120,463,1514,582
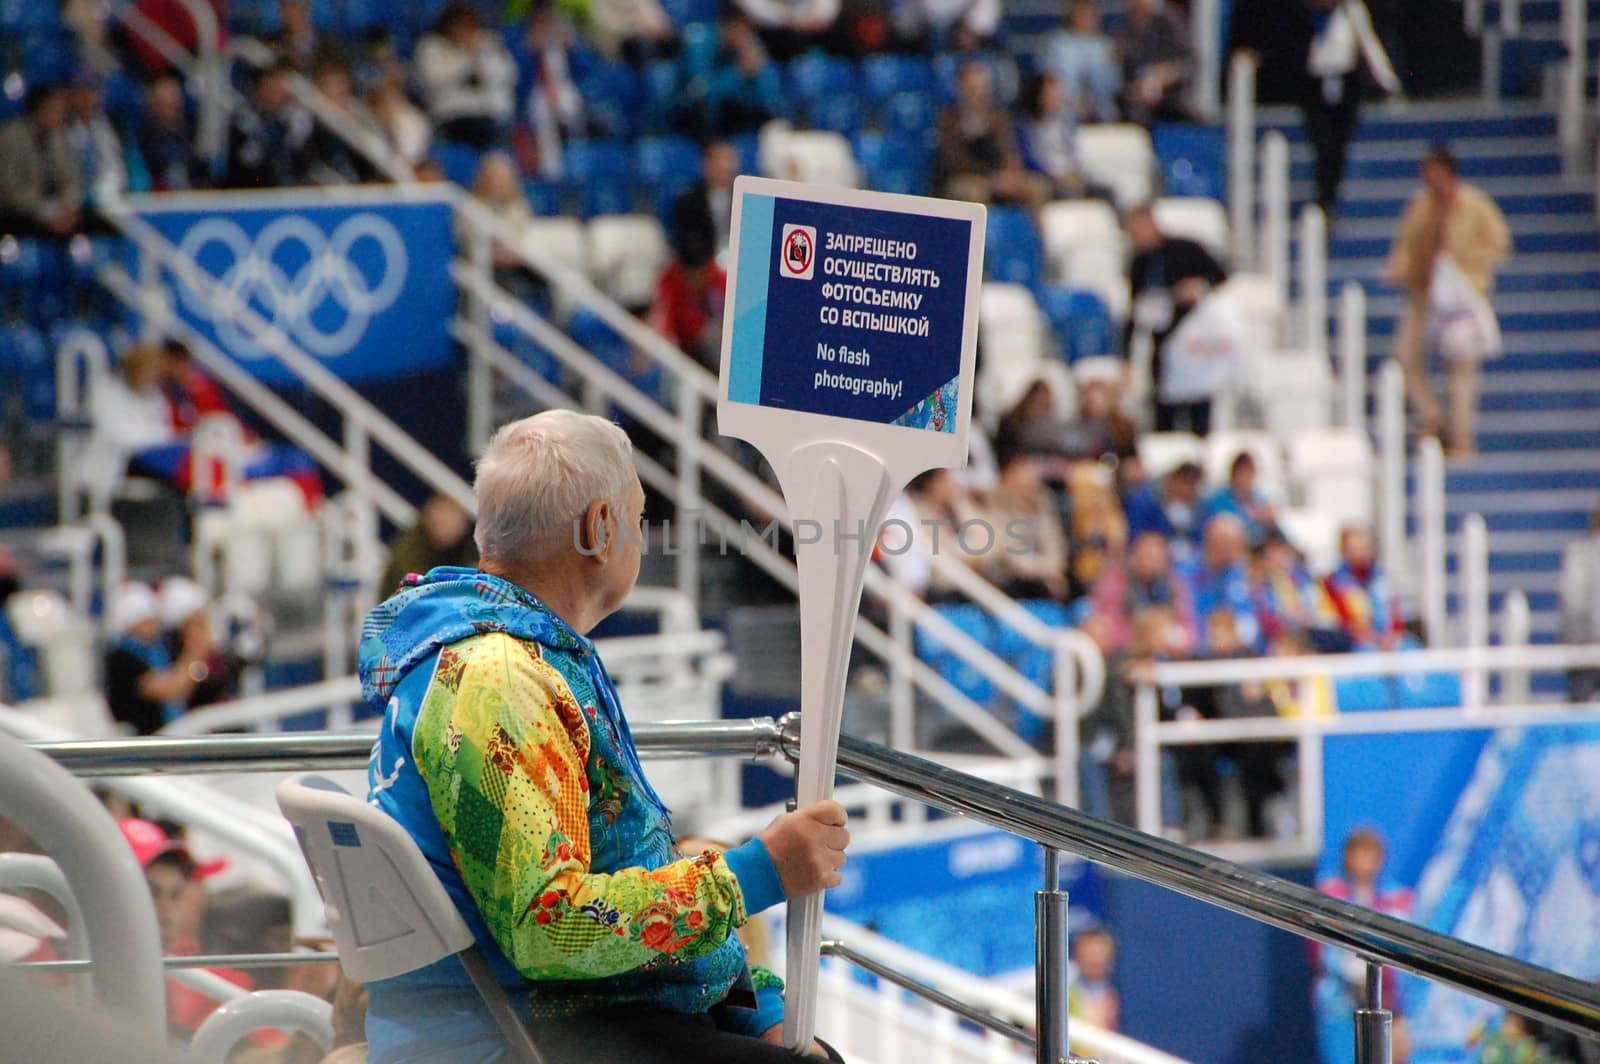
134,188,457,386
721,177,984,439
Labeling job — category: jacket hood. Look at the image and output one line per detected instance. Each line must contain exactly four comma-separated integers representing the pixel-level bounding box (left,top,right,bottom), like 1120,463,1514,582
357,567,590,705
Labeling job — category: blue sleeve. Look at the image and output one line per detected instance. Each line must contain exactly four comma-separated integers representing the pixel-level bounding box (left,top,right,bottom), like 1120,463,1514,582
723,837,786,916
719,984,786,1039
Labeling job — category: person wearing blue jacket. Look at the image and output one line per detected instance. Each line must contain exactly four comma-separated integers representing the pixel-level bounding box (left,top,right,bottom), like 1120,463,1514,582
362,410,849,1062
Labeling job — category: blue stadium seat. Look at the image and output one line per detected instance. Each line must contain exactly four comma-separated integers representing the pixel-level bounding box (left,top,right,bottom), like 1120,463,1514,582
727,132,760,178
633,136,701,192
640,59,683,135
493,321,561,385
660,0,719,27
882,91,936,139
681,21,720,78
23,27,78,83
0,322,54,423
565,139,632,182
806,93,863,136
861,54,935,104
984,206,1046,292
102,73,146,133
523,179,567,216
916,604,996,709
1037,286,1115,362
0,0,63,30
576,62,643,141
568,307,665,408
1152,124,1226,200
576,175,635,219
853,131,932,196
429,141,483,186
787,54,858,104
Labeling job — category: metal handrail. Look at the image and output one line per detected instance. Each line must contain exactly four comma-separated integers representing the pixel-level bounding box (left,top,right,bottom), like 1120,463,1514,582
820,729,1600,1040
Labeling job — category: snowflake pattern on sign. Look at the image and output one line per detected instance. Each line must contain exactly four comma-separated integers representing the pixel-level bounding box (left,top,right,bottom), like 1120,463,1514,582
1405,724,1600,1063
892,376,959,433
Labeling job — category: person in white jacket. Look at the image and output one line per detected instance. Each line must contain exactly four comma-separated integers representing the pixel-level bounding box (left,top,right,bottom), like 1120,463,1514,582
414,2,517,150
1301,0,1400,217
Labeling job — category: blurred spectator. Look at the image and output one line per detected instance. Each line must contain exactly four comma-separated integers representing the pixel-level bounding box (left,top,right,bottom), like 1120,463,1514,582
1298,0,1399,217
0,84,85,240
1127,203,1228,434
1041,0,1121,124
88,343,179,500
997,379,1106,461
1178,514,1261,654
1252,530,1324,644
1320,523,1402,651
271,0,330,72
981,451,1071,601
672,141,738,269
1264,627,1335,718
1066,462,1128,595
1475,1013,1576,1064
734,0,840,60
1017,72,1097,201
1093,528,1197,655
136,75,208,192
201,887,293,988
1075,612,1136,820
460,153,545,305
320,977,372,1064
1123,459,1203,548
1316,830,1413,1064
120,0,227,79
157,338,229,433
119,817,221,957
1200,451,1276,546
935,62,1050,207
1116,0,1194,125
880,468,989,603
691,11,786,140
1077,376,1137,458
380,493,479,596
105,582,213,734
222,61,314,189
519,0,588,175
416,1,519,150
368,78,435,169
65,70,128,209
1383,145,1510,459
1069,926,1120,1031
1558,505,1600,701
891,0,1001,52
307,59,386,185
651,239,727,368
158,577,246,711
584,0,676,63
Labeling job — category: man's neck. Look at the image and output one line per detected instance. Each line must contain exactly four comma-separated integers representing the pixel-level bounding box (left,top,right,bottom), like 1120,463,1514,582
480,560,596,635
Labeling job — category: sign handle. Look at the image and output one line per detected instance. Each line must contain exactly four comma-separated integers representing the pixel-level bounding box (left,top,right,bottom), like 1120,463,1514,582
779,440,894,1054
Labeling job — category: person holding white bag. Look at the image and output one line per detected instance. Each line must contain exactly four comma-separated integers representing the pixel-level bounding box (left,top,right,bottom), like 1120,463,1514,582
1384,145,1511,460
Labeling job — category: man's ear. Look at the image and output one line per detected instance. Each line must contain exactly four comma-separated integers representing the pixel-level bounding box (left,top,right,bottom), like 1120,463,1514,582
576,499,613,559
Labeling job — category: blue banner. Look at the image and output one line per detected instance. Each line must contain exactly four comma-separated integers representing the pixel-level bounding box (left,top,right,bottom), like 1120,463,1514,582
726,191,976,433
135,190,457,386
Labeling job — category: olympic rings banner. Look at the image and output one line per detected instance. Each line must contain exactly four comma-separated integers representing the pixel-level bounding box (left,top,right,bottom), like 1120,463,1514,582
133,188,457,386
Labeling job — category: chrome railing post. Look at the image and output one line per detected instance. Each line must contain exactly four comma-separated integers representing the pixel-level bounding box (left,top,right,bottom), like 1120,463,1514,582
1297,205,1328,351
1354,962,1393,1064
674,389,702,608
1053,641,1081,809
1035,848,1071,1064
1559,0,1589,174
1190,0,1222,121
1418,437,1448,647
1134,681,1162,835
1377,361,1405,594
1260,132,1292,318
1499,589,1532,705
1228,54,1257,269
1461,513,1490,712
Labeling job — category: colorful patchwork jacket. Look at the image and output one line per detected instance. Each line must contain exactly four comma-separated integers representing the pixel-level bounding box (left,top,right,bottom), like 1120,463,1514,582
359,568,785,1063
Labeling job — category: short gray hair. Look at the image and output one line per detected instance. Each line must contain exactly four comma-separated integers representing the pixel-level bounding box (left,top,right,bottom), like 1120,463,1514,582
474,410,635,564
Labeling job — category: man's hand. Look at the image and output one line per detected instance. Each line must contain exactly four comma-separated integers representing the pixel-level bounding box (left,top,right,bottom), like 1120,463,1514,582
759,800,850,898
760,1024,831,1057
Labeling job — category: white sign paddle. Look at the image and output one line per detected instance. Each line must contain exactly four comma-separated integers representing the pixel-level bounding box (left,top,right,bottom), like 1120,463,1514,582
716,176,985,1052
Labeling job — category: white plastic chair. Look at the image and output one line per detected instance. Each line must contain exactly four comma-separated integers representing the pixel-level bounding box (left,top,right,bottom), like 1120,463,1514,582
586,214,671,311
1203,430,1287,501
1137,432,1205,480
1153,197,1231,264
1252,350,1334,437
4,590,99,702
1040,201,1124,273
767,130,859,187
191,989,334,1063
524,218,588,278
1077,124,1156,210
275,774,547,1064
1287,426,1374,481
1279,507,1341,574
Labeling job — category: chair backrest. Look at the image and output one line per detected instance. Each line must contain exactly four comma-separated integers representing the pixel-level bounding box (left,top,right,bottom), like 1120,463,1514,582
586,214,670,310
275,774,474,985
1077,124,1156,210
1039,200,1124,278
1203,429,1288,502
1137,431,1205,480
768,130,859,188
1278,506,1341,574
1287,426,1374,480
1153,197,1231,264
524,218,588,277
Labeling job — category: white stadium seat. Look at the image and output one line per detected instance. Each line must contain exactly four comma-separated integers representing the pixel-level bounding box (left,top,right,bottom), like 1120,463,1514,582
1153,197,1231,265
1278,507,1341,574
1251,350,1334,437
586,214,671,311
524,217,588,278
1289,426,1376,526
1138,432,1205,480
1039,200,1131,323
1077,124,1156,211
765,129,859,188
977,283,1061,422
1204,429,1287,502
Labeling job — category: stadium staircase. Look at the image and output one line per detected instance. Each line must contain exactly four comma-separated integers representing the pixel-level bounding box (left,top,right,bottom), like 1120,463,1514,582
1262,97,1600,694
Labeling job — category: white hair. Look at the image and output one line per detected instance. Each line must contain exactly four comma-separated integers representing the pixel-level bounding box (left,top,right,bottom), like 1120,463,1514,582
473,410,635,564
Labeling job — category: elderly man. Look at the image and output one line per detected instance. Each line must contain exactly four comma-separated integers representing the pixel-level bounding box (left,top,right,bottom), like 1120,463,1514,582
362,410,848,1062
